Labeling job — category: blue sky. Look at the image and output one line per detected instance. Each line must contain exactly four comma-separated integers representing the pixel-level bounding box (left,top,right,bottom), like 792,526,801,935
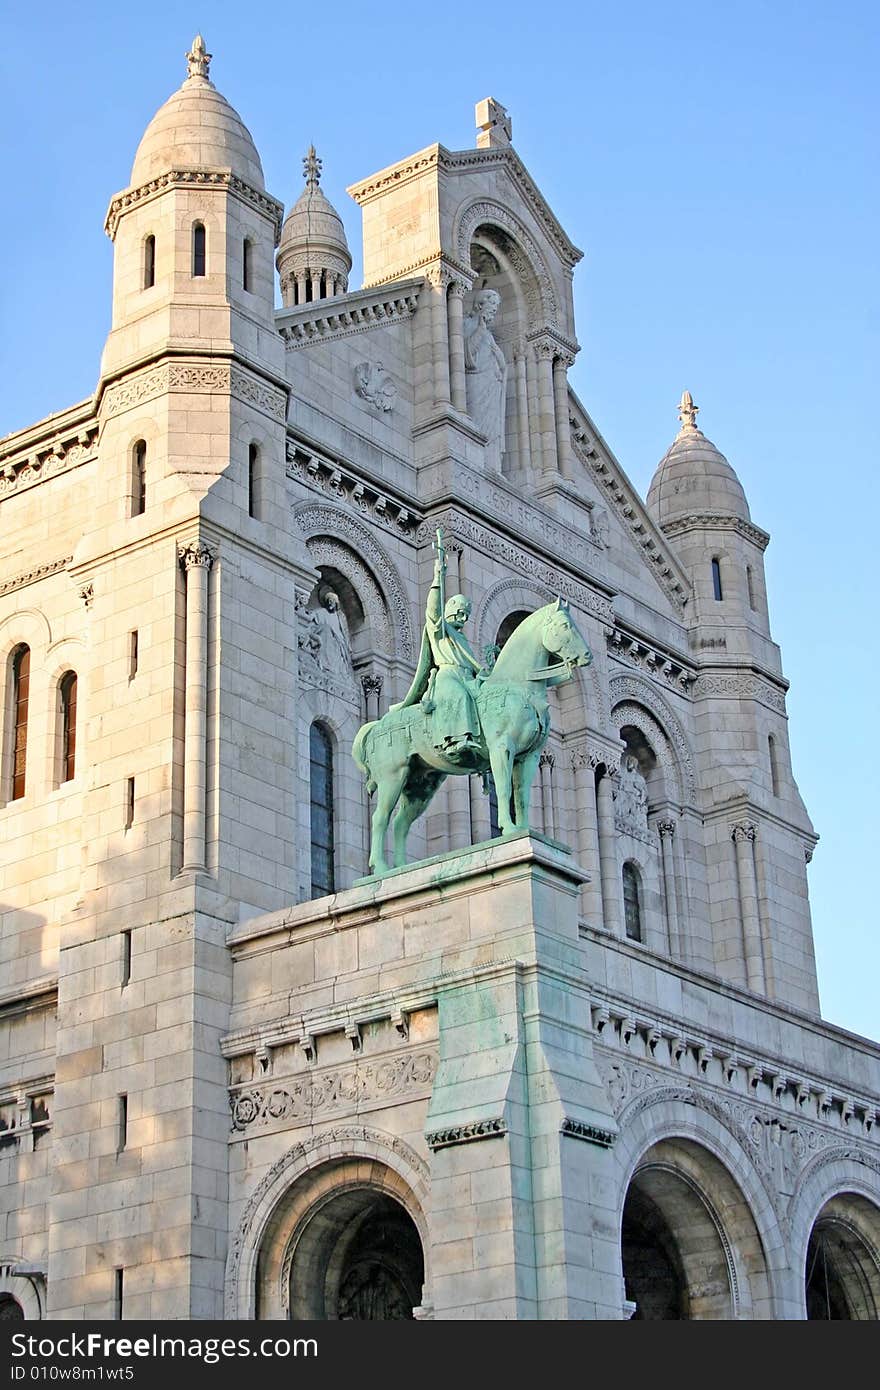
1,1,877,1038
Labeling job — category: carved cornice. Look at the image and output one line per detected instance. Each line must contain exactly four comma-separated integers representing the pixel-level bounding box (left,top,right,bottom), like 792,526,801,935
661,513,770,552
415,508,615,625
691,668,788,714
277,281,421,349
568,394,690,616
606,626,695,694
425,1117,507,1150
0,425,98,503
104,169,285,242
286,438,419,538
561,1117,616,1147
101,361,287,422
0,556,72,597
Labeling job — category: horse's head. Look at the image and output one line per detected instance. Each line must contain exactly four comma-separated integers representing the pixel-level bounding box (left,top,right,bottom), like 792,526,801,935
542,599,593,672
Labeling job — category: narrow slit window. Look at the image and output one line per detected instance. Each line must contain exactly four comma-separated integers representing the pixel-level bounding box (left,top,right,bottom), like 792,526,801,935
132,440,146,517
309,722,335,897
60,671,77,783
623,862,642,942
129,630,139,681
242,238,252,292
117,1094,128,1152
11,645,30,801
248,443,259,519
711,557,723,601
121,930,132,988
746,564,757,610
768,735,780,797
114,1269,123,1321
124,777,135,830
143,235,156,289
192,222,206,277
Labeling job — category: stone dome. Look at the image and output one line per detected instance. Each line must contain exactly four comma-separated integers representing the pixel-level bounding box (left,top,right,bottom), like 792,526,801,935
277,148,352,305
646,392,750,527
130,36,265,191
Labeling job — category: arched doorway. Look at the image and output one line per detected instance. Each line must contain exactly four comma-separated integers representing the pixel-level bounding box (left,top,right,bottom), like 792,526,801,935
0,1294,23,1320
805,1196,880,1320
288,1187,424,1320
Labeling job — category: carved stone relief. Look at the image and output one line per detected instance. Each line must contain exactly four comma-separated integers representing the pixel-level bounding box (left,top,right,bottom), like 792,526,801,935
354,362,398,413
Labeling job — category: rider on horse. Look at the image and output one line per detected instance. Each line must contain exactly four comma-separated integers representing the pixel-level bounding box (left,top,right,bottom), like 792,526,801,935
395,531,488,761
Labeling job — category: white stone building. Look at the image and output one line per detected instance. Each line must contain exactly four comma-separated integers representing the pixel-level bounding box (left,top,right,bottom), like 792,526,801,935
0,38,878,1321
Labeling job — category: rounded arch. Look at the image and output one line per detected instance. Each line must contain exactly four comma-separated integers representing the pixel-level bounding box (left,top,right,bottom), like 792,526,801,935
293,504,414,662
454,198,558,326
225,1126,430,1319
789,1149,880,1319
0,609,52,657
609,675,696,804
0,1265,45,1320
612,1088,786,1317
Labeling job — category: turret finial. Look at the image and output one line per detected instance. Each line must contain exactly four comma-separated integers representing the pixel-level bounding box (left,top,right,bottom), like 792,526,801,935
185,34,212,80
677,390,699,433
303,145,322,189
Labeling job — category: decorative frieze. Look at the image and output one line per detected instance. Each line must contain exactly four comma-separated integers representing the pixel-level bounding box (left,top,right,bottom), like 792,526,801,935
104,168,285,241
661,512,770,552
229,1050,437,1138
0,556,72,597
101,362,286,422
415,509,614,624
560,1117,616,1147
691,669,788,714
0,428,97,502
425,1117,507,1151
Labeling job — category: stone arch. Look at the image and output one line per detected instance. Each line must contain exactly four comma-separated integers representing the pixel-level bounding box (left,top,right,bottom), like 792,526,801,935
0,608,52,657
293,504,414,662
454,199,558,326
225,1126,430,1319
0,1264,45,1319
788,1149,880,1319
611,1087,785,1318
609,675,696,804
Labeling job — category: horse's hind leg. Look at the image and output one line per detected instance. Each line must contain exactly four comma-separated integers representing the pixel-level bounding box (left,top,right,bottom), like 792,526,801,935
369,764,408,875
392,769,446,867
488,739,516,834
512,745,542,832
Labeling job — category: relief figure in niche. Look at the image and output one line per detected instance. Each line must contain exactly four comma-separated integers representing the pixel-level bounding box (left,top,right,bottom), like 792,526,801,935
305,587,353,673
615,754,649,836
463,288,507,470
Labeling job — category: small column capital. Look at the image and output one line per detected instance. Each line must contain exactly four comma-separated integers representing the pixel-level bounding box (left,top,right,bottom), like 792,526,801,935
657,819,677,839
361,673,383,697
731,821,757,844
178,540,215,572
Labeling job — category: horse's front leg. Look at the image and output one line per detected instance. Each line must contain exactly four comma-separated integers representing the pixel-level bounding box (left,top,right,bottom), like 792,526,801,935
511,744,543,832
488,739,516,835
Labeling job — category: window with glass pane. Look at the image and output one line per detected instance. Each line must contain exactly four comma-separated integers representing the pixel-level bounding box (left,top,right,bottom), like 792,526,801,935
310,723,335,896
11,645,30,800
61,671,77,782
623,862,642,941
192,222,206,277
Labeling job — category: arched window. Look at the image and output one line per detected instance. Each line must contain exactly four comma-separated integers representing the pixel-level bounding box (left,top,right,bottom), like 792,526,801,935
746,564,757,610
768,734,780,797
131,440,146,517
711,558,723,601
248,442,260,519
623,861,642,942
143,235,156,289
10,645,30,801
310,722,335,897
0,1295,24,1321
242,238,252,293
192,222,206,278
60,671,78,783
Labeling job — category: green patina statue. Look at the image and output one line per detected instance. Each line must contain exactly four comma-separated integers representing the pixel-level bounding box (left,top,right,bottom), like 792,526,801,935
353,529,593,875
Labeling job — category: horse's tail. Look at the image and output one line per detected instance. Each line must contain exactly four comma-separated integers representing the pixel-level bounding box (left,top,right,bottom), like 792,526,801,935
352,721,377,795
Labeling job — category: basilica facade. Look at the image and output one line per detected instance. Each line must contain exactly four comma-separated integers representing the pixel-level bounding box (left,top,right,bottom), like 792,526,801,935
0,38,878,1320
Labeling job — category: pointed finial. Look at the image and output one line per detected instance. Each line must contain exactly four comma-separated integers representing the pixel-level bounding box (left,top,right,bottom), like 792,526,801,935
185,34,212,80
303,145,322,189
677,390,699,433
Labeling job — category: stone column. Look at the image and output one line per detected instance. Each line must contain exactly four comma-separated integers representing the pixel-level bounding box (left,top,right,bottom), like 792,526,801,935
572,752,603,926
296,272,307,306
732,823,766,993
526,347,543,467
539,751,556,838
178,540,213,873
534,341,558,476
658,819,681,957
514,342,531,472
447,282,467,413
553,356,574,479
361,673,382,723
596,771,624,936
430,270,451,407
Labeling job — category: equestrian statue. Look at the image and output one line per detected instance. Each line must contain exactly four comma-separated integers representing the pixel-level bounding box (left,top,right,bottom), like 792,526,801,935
352,529,593,874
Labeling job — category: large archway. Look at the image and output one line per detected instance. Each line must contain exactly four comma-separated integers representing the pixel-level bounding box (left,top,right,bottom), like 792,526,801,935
805,1195,880,1320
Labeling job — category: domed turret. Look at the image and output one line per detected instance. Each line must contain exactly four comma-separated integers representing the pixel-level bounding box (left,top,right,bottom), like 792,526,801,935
647,391,750,528
277,148,352,307
130,35,265,190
